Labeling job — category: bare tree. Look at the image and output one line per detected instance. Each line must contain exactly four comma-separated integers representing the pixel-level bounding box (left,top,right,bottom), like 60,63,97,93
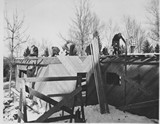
4,11,29,58
146,0,159,42
4,10,29,96
68,0,104,55
123,16,146,53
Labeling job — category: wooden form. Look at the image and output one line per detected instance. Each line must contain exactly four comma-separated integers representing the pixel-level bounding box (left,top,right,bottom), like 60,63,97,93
100,54,159,65
90,37,109,114
118,99,159,111
98,54,159,118
17,73,87,123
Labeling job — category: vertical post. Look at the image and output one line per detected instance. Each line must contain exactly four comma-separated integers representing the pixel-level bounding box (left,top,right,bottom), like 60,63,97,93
9,65,12,96
22,79,27,122
91,37,109,114
77,73,85,121
124,42,127,105
14,65,18,102
18,88,22,123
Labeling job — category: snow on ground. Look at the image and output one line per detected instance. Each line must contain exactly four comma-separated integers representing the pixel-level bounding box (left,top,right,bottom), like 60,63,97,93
84,105,158,123
3,82,158,123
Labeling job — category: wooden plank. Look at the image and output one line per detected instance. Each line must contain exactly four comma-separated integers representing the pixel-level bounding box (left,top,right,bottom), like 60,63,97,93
11,88,20,96
36,86,82,122
15,57,62,65
22,79,27,122
100,55,159,65
101,61,159,65
18,76,78,83
47,93,70,97
44,115,75,122
18,110,24,121
118,99,159,110
15,63,47,66
25,85,73,114
18,89,22,123
77,73,85,121
91,38,109,114
124,45,127,105
29,115,75,123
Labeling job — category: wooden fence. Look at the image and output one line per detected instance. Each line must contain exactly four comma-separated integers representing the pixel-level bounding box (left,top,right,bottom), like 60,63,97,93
17,73,87,123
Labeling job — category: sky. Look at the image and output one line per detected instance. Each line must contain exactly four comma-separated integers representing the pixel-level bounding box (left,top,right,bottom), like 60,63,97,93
3,0,150,57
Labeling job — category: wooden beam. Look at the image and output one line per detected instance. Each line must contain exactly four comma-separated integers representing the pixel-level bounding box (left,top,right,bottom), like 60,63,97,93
15,57,62,65
36,87,82,122
15,63,47,66
25,85,73,114
18,89,22,123
47,93,70,97
22,79,27,122
118,99,159,111
77,73,85,121
18,76,78,83
100,55,159,65
44,115,75,122
101,60,159,65
91,38,109,114
18,110,24,121
29,115,75,123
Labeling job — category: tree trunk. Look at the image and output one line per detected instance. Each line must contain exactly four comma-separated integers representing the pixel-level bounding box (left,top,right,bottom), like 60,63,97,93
9,65,12,97
9,38,14,96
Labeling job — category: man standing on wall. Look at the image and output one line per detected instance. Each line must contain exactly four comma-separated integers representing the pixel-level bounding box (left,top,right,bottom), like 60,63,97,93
112,33,126,55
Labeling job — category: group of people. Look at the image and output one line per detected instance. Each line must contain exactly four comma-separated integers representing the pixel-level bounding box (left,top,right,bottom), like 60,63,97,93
23,45,39,57
23,45,61,57
23,33,126,57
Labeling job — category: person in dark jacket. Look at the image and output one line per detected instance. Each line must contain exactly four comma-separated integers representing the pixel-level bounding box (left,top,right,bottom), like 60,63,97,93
112,33,126,55
102,47,109,55
30,45,38,57
51,46,60,57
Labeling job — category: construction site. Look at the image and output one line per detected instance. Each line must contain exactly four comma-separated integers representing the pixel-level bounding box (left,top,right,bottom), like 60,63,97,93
3,36,159,123
3,0,159,123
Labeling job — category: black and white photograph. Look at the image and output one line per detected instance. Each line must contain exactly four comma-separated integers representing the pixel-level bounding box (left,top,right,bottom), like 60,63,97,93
3,0,159,123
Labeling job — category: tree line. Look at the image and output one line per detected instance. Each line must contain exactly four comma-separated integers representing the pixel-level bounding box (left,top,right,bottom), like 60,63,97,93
3,0,159,79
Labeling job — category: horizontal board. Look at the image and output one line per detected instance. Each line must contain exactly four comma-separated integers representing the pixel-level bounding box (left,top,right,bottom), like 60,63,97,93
25,86,73,114
118,99,159,110
18,76,78,82
36,86,82,122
